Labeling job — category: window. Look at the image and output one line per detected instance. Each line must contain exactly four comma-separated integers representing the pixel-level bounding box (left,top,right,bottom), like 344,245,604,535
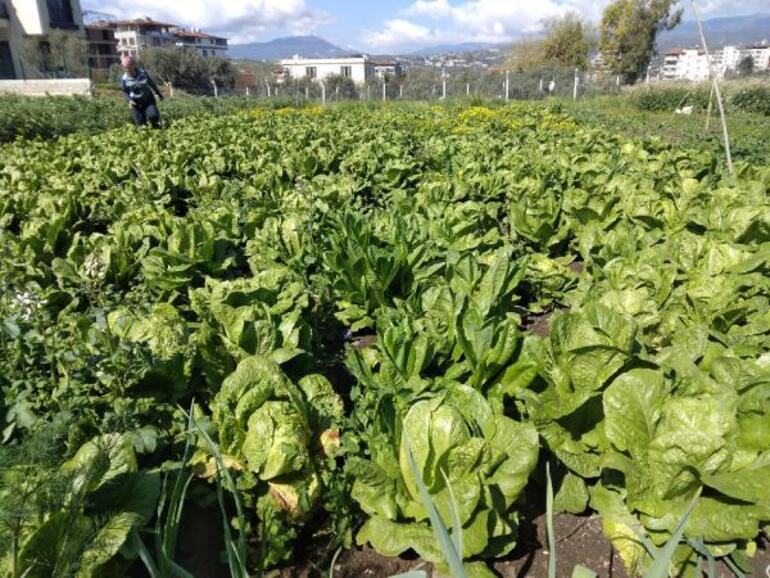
129,37,135,46
0,41,15,79
340,65,352,77
47,0,76,28
305,66,317,79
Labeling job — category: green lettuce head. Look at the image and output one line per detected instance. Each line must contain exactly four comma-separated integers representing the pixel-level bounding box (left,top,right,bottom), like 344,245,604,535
353,384,538,574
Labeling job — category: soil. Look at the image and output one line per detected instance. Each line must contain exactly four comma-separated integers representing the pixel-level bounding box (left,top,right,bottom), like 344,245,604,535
523,309,564,339
150,502,769,578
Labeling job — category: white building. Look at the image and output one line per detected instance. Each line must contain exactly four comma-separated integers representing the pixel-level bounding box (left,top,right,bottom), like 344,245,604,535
371,60,403,79
172,28,228,58
115,17,175,58
114,17,228,60
745,43,770,71
663,44,770,81
720,45,743,72
280,54,374,84
0,0,85,78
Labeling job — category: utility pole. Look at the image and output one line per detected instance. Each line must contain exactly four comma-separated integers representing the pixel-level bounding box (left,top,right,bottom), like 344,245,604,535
466,83,470,97
539,77,543,93
442,78,446,100
383,79,386,101
399,84,403,99
265,80,271,97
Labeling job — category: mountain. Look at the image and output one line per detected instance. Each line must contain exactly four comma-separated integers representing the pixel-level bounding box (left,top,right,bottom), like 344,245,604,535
657,13,770,50
228,36,358,61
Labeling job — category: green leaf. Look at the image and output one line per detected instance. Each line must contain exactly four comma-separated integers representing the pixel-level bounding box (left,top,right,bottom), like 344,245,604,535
604,369,665,457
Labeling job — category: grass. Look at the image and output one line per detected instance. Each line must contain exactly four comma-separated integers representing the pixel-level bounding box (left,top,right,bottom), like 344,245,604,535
561,95,770,165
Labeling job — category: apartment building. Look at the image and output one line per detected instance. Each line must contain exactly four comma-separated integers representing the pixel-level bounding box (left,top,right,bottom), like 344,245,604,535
114,16,175,58
0,0,84,78
745,43,770,70
114,17,228,59
85,19,118,69
173,28,228,58
663,43,770,81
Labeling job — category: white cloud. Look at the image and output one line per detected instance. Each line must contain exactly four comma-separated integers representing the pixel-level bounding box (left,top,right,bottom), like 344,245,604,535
364,0,607,50
368,19,439,48
85,0,331,43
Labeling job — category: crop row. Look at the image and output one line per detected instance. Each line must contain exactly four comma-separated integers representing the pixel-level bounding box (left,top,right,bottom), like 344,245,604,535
0,103,768,577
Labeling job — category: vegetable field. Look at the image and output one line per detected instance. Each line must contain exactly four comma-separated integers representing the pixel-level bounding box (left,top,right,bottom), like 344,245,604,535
1,103,769,578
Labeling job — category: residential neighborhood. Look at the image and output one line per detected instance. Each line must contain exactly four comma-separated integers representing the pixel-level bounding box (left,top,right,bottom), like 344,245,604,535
662,43,770,80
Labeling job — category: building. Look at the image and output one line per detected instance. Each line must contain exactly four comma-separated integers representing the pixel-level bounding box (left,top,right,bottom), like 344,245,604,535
115,17,175,58
663,43,770,81
114,17,228,59
745,43,770,71
371,60,403,79
280,54,374,84
85,19,118,69
172,28,227,58
0,0,85,79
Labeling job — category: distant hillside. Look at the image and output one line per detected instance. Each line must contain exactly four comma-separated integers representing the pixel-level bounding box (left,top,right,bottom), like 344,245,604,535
409,42,505,56
657,13,770,50
228,35,358,61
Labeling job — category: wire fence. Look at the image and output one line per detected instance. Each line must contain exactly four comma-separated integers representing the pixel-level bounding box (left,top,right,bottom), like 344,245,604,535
227,68,630,103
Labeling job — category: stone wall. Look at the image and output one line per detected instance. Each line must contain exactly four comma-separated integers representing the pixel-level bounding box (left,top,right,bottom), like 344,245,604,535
0,78,93,96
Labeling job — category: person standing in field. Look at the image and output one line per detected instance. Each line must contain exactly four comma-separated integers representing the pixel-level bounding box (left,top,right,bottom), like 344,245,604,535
120,55,164,129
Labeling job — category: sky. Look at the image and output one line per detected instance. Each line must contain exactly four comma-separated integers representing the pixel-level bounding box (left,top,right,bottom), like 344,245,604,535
83,0,770,51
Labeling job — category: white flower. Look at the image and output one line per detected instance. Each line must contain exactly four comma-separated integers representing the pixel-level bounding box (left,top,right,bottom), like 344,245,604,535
83,252,107,280
15,291,41,321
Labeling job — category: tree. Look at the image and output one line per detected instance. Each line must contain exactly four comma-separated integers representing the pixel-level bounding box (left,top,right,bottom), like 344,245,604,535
207,57,236,91
324,74,358,100
141,47,235,95
542,13,593,70
600,0,682,84
737,55,754,76
507,37,546,72
19,30,88,78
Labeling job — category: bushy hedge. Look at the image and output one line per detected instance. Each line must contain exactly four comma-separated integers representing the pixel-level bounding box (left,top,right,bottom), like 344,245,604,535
0,95,264,143
630,81,770,115
730,85,770,115
631,85,712,111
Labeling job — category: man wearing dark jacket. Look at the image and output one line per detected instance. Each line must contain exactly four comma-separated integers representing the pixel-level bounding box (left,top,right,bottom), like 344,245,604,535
120,55,164,128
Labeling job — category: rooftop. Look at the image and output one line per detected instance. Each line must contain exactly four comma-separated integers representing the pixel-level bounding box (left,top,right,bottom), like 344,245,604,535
174,29,227,40
115,17,176,29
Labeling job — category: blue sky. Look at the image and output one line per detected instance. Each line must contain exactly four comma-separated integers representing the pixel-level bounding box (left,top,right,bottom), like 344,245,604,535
86,0,770,50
